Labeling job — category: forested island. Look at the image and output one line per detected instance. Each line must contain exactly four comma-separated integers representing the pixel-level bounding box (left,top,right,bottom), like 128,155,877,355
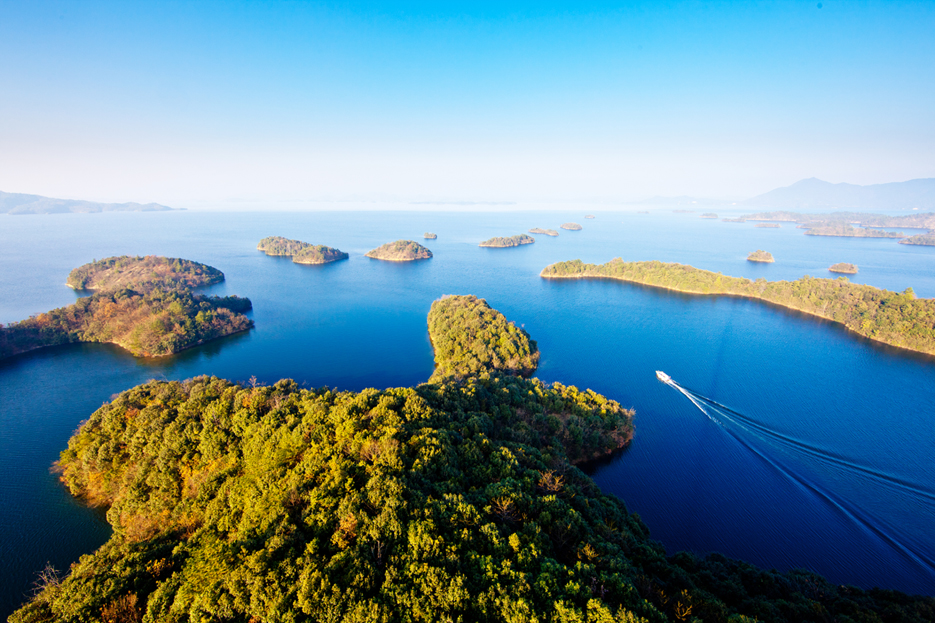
256,236,349,264
901,233,935,246
423,232,437,239
561,222,582,231
701,213,718,219
15,297,933,623
747,250,774,263
585,214,596,219
365,240,433,261
541,258,935,356
829,263,859,274
529,227,559,236
804,223,905,239
67,256,224,291
478,234,535,248
0,257,253,359
740,210,935,244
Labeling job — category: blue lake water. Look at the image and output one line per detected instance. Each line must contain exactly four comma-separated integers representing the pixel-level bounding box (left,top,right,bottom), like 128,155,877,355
2,209,935,616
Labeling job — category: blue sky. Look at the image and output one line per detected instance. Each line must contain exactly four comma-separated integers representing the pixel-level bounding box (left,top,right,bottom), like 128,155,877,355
1,1,933,207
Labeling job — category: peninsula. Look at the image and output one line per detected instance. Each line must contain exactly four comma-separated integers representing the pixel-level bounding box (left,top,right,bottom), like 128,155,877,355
423,232,437,239
12,298,930,623
427,294,540,381
900,233,935,246
529,227,559,236
365,239,433,261
1,257,253,359
541,258,935,356
257,236,348,264
478,234,535,248
747,250,774,263
829,263,858,274
67,256,224,291
561,222,582,230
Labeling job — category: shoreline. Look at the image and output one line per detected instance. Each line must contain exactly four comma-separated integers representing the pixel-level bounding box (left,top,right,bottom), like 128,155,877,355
541,271,935,359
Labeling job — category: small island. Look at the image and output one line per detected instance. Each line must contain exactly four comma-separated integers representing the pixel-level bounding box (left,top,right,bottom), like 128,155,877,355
479,234,535,248
829,263,858,274
2,257,253,359
257,236,348,264
722,217,746,223
423,232,437,239
67,256,224,291
365,240,433,261
755,223,780,228
899,233,935,246
585,214,596,219
701,213,718,219
747,250,774,263
529,227,559,236
541,258,935,356
561,222,582,231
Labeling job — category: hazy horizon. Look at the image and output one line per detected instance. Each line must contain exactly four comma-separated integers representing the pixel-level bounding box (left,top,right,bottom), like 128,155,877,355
2,1,933,209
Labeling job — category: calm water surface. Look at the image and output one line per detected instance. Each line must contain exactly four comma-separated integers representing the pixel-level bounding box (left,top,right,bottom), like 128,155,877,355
2,210,934,616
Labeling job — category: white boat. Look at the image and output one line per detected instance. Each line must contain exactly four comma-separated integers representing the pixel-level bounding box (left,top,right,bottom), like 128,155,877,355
656,370,671,383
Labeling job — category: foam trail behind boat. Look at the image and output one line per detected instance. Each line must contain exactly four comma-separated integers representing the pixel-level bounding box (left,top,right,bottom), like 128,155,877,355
656,372,935,578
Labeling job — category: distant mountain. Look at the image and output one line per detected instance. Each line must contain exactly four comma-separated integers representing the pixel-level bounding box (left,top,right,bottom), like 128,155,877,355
0,191,176,214
742,178,935,211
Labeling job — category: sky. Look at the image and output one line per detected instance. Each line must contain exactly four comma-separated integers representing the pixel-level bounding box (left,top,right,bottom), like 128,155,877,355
1,0,934,209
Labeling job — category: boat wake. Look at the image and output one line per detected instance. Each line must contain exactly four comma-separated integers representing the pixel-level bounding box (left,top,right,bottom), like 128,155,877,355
656,371,935,579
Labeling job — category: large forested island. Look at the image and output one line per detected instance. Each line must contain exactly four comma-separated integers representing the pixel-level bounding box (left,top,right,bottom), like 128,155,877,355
478,234,535,248
804,223,905,239
542,258,935,357
257,236,349,264
365,240,433,261
0,257,252,359
67,256,225,291
12,297,935,623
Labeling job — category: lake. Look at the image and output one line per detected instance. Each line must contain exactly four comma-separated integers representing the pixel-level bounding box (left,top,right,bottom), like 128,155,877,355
2,209,934,616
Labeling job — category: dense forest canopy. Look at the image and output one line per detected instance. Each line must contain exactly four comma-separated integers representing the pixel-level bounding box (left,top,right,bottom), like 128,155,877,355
427,295,540,381
67,256,224,291
478,234,535,248
365,240,433,261
3,256,252,359
0,289,252,359
12,298,935,623
542,259,935,357
257,237,348,264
